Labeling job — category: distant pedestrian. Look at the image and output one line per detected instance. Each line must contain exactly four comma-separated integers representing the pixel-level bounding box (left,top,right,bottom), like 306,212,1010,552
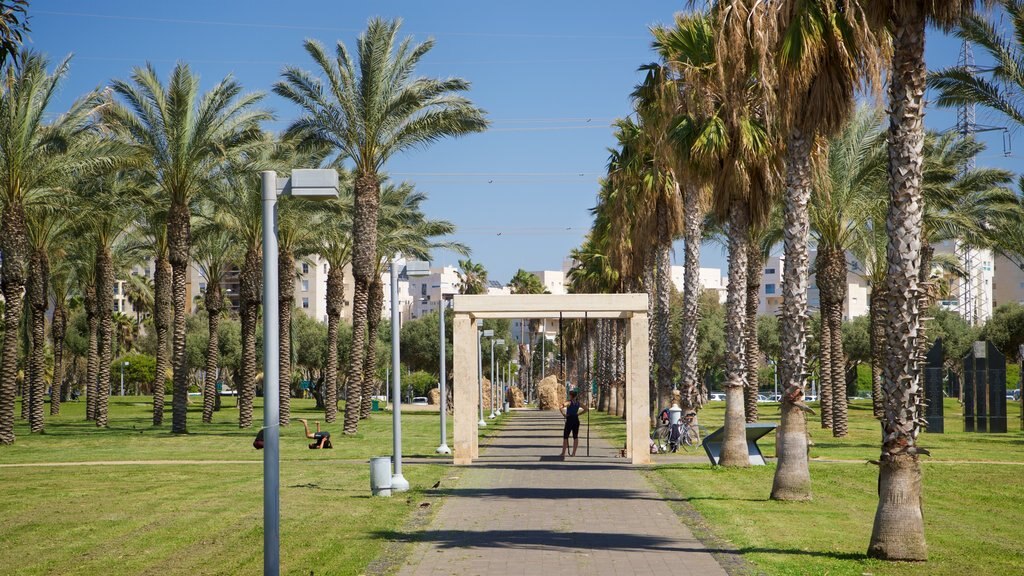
559,389,587,459
299,418,332,449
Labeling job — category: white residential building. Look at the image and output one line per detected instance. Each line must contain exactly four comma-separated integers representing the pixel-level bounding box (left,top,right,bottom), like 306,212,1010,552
669,265,728,304
933,241,995,324
407,264,461,320
992,253,1024,309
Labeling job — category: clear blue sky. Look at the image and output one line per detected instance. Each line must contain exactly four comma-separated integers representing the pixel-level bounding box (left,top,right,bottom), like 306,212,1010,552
31,1,1018,282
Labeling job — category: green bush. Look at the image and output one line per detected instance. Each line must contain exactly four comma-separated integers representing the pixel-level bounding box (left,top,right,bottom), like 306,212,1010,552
404,370,436,397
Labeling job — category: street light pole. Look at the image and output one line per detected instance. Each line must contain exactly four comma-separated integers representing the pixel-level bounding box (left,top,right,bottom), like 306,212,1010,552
120,361,129,396
478,329,493,427
259,168,337,576
493,339,504,416
436,297,451,455
260,170,281,576
390,257,409,492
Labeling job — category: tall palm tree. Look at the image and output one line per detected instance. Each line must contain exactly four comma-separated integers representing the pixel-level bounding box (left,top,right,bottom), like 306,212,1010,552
861,0,985,561
136,207,172,425
275,18,488,434
24,206,62,433
700,1,781,467
192,224,237,424
0,0,29,68
310,171,354,423
651,14,719,419
753,0,888,495
361,182,468,419
510,269,547,394
0,53,117,444
811,106,888,438
49,256,76,415
74,171,145,427
457,259,488,295
104,63,269,434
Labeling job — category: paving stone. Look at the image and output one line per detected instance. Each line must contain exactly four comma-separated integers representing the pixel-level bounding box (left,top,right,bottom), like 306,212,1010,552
397,410,727,576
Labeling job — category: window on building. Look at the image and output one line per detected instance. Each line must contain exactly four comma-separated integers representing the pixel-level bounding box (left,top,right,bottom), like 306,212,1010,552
764,268,775,275
421,283,427,296
301,280,309,292
302,297,309,309
199,282,207,294
113,284,119,296
324,263,329,274
765,284,776,295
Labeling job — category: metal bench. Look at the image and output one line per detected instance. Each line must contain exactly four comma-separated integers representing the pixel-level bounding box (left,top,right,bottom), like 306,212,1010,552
701,423,777,466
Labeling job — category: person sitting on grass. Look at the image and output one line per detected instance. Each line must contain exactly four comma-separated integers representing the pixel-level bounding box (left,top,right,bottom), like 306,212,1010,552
299,418,333,449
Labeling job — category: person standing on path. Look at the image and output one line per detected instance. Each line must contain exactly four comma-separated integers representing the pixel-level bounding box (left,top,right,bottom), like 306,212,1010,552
559,389,587,458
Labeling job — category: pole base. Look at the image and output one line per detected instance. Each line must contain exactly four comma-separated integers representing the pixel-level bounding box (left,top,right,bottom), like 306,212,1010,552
496,409,502,416
478,419,487,427
489,412,496,419
435,444,452,455
391,473,410,493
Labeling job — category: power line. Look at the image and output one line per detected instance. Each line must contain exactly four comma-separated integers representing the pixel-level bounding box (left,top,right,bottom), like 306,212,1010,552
36,10,649,40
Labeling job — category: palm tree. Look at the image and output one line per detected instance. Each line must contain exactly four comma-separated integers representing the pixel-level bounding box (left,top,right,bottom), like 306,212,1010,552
510,269,547,394
698,1,782,467
310,171,354,423
104,63,269,434
651,14,719,420
123,274,154,325
49,256,76,414
361,182,468,420
192,224,237,424
457,259,488,295
860,0,986,561
135,207,172,425
24,206,62,433
810,106,888,438
0,53,117,444
275,18,488,435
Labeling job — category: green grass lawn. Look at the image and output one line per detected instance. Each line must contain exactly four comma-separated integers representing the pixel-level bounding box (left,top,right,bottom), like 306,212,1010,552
590,399,1024,576
0,396,508,576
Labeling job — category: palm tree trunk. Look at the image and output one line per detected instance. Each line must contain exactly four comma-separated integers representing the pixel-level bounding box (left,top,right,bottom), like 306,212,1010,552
361,278,385,419
0,202,28,444
202,286,222,424
168,203,192,434
720,203,751,468
151,253,171,425
95,247,115,428
644,262,657,422
819,307,833,428
27,248,49,433
84,287,98,422
772,128,814,500
597,320,609,412
238,247,262,428
655,236,673,415
745,244,762,423
680,182,703,414
344,172,381,435
820,246,848,436
345,278,370,434
324,264,343,423
868,2,928,561
51,304,67,415
278,249,295,428
870,288,886,418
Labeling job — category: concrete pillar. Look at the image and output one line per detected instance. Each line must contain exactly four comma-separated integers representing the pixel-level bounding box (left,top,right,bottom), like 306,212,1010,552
628,312,651,464
453,314,477,465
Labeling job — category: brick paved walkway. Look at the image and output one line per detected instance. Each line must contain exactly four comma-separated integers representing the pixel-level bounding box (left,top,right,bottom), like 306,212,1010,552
397,410,728,576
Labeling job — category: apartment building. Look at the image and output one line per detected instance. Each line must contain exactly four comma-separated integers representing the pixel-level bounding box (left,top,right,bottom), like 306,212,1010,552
759,252,870,321
668,265,728,304
993,253,1024,308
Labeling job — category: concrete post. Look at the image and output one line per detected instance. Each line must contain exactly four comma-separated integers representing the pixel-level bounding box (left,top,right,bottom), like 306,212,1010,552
628,312,651,464
453,314,477,464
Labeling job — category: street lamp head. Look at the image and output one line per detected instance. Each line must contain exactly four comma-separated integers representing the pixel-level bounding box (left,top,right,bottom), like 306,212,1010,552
495,339,505,346
123,361,130,366
482,330,494,337
277,169,340,199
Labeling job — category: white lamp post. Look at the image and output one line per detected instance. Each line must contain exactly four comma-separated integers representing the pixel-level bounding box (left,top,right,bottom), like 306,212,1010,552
491,339,504,417
478,328,493,426
261,169,338,576
119,361,129,396
436,294,453,455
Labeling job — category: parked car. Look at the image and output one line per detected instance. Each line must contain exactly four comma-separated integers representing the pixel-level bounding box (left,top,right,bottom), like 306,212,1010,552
709,393,726,402
757,394,770,403
804,394,818,402
767,394,782,402
411,396,429,405
1006,390,1019,401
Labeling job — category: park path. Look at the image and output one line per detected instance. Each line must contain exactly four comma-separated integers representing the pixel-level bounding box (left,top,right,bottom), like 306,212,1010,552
396,409,728,576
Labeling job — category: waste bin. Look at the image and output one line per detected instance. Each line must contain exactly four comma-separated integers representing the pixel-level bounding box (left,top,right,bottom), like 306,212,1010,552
504,401,510,413
371,398,381,412
369,457,392,497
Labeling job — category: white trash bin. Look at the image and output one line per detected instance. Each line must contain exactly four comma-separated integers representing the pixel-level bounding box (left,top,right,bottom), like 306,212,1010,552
370,456,392,497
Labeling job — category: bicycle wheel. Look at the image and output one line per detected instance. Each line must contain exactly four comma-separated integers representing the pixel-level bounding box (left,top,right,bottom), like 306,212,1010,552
681,423,700,449
655,425,670,452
